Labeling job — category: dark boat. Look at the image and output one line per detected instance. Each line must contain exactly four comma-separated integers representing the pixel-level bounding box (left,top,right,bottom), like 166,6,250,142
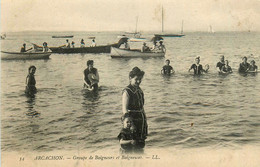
46,38,126,54
52,35,74,38
49,44,118,54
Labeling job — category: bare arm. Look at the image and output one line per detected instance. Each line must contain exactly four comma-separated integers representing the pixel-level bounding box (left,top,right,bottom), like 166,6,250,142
95,70,100,81
120,139,135,145
83,72,89,86
25,76,29,86
188,66,192,72
122,91,129,114
220,66,226,73
161,69,164,74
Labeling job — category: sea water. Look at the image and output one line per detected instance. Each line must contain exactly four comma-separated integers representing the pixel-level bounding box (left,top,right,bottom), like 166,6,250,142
1,32,260,156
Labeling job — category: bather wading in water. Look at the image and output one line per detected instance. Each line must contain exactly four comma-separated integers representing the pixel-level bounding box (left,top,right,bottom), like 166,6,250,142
121,67,148,151
25,66,37,97
83,60,99,91
189,56,209,75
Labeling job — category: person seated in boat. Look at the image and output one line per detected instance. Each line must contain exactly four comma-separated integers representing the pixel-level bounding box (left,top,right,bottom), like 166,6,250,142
238,56,250,73
25,66,37,96
220,60,232,74
71,41,75,48
158,41,166,52
20,43,33,52
80,39,85,47
83,60,99,91
124,41,130,50
216,55,225,72
141,42,150,52
189,56,209,75
161,59,175,75
43,42,49,52
66,39,71,48
91,39,96,47
20,43,27,52
247,60,258,72
151,41,159,52
118,116,136,153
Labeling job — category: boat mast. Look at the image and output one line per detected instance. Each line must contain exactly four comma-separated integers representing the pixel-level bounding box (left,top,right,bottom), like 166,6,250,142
162,6,164,33
181,20,184,34
135,16,138,34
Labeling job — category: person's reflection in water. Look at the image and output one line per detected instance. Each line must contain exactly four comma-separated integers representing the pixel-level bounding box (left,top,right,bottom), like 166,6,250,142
81,89,101,112
25,96,40,118
82,89,100,101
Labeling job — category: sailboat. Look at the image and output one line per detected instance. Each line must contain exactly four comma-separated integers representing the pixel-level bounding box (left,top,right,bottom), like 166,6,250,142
154,7,185,38
208,25,215,33
125,16,146,42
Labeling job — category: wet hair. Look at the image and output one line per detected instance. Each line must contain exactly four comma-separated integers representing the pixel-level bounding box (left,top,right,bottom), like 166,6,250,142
195,56,200,60
87,60,94,66
28,65,36,72
225,60,229,65
242,56,247,61
129,67,145,78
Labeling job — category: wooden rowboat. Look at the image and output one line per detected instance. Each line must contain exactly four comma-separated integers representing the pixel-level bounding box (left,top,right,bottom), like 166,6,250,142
1,51,51,60
49,44,118,54
111,47,165,58
52,35,73,38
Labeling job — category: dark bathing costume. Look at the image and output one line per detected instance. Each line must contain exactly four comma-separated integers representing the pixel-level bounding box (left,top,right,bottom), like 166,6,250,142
216,61,225,71
190,64,204,75
239,62,250,73
84,67,98,90
123,84,148,149
221,65,232,73
162,65,173,75
248,65,258,71
26,74,37,93
117,128,134,150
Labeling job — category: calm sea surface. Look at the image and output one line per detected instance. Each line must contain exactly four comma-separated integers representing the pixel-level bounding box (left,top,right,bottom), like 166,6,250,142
1,31,260,153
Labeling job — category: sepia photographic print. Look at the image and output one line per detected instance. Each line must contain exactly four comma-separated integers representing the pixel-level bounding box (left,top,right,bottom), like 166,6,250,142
1,0,260,166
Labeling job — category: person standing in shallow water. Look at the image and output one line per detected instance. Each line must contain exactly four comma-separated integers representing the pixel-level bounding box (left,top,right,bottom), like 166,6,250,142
118,116,136,153
189,56,209,75
216,55,225,72
25,66,37,96
83,60,99,91
161,59,175,75
238,56,250,73
220,60,232,74
122,67,148,150
247,60,258,72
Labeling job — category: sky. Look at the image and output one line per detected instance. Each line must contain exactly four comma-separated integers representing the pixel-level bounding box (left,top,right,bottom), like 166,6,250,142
1,0,260,32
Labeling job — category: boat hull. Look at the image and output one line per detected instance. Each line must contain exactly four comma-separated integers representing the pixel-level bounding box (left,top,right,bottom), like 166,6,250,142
49,44,118,54
154,34,185,37
129,37,147,42
111,47,165,58
52,35,74,38
1,51,51,60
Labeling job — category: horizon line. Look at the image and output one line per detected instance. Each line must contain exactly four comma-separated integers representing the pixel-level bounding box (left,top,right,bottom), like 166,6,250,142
2,30,259,33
